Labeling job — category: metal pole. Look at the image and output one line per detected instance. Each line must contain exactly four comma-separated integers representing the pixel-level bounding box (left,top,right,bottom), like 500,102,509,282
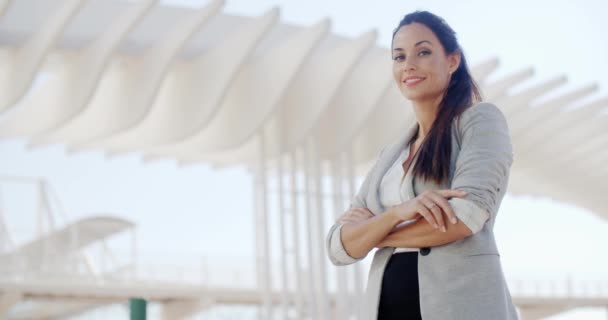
129,298,147,320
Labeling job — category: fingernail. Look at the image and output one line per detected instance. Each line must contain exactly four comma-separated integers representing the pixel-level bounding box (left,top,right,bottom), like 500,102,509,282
451,218,457,224
433,224,438,229
442,227,446,232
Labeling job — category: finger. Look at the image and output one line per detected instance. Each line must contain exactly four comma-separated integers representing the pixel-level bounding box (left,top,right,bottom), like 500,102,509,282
339,218,358,225
416,201,438,229
421,196,445,232
338,212,359,222
436,189,467,199
352,208,374,218
341,209,371,222
426,191,458,225
337,210,356,222
356,209,374,219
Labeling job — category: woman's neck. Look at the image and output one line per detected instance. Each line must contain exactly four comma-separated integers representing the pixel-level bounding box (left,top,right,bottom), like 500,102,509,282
412,99,441,140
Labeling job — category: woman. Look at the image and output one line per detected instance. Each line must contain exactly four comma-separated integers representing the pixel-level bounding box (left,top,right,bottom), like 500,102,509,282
325,11,518,320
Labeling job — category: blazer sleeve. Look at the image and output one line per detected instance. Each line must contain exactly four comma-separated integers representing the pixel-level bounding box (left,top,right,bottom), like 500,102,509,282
326,146,387,266
449,102,514,234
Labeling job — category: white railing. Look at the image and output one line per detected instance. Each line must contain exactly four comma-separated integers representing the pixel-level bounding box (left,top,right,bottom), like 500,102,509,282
508,276,608,299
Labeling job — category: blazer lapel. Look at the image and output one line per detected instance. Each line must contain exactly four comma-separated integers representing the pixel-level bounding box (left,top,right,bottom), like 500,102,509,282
366,123,419,214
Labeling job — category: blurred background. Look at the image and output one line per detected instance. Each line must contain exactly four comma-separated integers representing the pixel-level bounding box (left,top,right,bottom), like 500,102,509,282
1,0,607,319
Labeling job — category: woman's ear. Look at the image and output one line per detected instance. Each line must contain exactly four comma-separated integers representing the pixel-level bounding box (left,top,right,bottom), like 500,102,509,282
448,50,461,74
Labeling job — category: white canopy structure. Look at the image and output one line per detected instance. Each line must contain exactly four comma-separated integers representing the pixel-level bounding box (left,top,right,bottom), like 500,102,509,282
0,0,606,213
0,0,607,319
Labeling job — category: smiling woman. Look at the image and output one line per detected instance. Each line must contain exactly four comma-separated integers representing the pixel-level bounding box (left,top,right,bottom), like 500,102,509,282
326,11,517,320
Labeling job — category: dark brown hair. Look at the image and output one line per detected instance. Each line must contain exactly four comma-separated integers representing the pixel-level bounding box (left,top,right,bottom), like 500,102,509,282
392,11,482,184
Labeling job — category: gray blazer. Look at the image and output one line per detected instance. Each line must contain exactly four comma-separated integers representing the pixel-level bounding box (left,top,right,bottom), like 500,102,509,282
326,102,519,319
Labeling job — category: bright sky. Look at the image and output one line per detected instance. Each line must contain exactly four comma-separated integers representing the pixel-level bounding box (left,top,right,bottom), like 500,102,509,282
1,0,608,319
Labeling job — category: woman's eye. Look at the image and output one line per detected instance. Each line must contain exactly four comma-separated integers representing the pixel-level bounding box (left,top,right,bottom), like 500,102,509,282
393,55,405,61
418,50,431,56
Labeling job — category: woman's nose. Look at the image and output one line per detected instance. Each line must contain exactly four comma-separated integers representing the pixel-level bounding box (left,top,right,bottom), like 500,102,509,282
403,61,416,72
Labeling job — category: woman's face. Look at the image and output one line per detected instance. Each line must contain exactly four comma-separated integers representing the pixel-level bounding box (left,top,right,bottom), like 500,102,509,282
391,22,460,104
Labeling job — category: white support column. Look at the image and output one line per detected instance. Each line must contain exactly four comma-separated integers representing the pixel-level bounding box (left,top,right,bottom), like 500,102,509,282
301,140,319,319
289,149,305,319
130,226,137,280
346,147,363,320
0,188,14,254
37,180,52,273
255,133,272,319
277,153,289,319
310,138,329,319
329,156,348,320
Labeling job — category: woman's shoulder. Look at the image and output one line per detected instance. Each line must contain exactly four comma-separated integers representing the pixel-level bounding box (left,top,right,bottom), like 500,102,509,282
460,101,505,119
456,101,509,132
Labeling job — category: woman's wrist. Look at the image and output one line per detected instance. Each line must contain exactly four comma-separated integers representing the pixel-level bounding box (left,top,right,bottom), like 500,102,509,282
387,206,408,225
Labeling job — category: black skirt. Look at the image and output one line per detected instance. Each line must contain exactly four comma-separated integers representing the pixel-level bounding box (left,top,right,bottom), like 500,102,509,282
377,252,422,320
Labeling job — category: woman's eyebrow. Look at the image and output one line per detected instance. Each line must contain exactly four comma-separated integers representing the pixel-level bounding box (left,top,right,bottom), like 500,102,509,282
392,40,433,51
414,40,432,47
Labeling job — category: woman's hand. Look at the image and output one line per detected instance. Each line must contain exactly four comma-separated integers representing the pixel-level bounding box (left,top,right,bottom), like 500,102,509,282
390,189,467,232
337,207,374,225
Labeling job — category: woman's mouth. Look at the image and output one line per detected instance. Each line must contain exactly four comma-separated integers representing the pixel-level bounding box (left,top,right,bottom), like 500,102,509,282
403,77,425,87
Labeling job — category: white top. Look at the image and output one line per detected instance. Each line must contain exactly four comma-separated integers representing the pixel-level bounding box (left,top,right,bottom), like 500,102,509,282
378,143,419,253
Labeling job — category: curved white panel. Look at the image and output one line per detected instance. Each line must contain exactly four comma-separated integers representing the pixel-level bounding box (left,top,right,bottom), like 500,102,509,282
471,57,499,84
101,7,281,156
483,68,534,101
352,84,413,166
516,97,608,156
168,19,331,166
0,0,84,112
278,31,378,155
497,76,567,118
529,97,608,142
312,47,393,159
510,84,598,140
30,0,224,150
166,18,331,163
0,0,156,139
